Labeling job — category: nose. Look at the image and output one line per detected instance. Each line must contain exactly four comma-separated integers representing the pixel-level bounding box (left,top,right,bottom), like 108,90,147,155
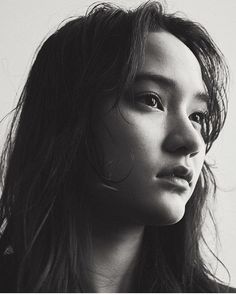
163,115,204,158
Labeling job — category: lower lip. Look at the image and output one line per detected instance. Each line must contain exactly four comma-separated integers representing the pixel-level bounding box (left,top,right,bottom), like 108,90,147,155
157,176,190,191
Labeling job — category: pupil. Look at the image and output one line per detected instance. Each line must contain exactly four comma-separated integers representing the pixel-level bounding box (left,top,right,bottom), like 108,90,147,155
147,96,155,106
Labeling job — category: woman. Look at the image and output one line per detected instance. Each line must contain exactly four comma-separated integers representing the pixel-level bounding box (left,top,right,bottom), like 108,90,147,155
0,1,234,292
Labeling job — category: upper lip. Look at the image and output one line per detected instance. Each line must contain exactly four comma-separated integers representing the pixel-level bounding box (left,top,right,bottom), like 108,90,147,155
157,165,194,185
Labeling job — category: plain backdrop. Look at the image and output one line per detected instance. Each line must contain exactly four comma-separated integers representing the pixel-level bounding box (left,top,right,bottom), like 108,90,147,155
0,0,236,287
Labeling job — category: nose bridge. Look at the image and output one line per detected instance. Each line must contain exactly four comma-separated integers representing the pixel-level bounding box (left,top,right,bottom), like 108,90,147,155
163,113,202,157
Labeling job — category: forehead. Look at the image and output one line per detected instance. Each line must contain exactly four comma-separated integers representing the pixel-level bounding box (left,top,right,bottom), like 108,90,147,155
139,31,206,101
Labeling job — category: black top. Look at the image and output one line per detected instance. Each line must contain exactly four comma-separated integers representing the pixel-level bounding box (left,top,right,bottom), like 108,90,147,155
0,250,18,292
0,251,236,293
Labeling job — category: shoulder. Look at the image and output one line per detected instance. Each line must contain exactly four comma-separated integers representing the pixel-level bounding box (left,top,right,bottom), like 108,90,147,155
194,277,236,293
216,282,236,293
0,247,18,292
205,281,236,293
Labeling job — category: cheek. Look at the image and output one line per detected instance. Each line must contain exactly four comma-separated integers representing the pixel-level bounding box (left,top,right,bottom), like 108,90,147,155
196,148,206,173
191,149,206,193
97,108,163,181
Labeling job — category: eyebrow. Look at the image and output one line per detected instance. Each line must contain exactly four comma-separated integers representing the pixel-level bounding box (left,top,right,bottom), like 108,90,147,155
134,72,209,104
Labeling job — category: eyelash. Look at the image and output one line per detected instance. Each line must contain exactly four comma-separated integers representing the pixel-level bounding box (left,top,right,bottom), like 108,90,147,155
135,92,164,111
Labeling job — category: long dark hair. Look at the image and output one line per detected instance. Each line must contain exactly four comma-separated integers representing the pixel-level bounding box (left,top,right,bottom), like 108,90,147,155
0,1,229,292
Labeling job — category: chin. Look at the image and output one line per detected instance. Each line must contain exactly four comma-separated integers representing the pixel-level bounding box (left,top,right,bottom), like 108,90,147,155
147,207,186,226
133,191,188,226
157,206,186,226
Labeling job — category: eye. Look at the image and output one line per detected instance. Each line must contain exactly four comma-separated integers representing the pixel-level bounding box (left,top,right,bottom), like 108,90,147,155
189,111,208,127
135,92,164,111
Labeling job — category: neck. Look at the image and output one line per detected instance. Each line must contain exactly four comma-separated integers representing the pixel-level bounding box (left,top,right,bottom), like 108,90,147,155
88,216,144,293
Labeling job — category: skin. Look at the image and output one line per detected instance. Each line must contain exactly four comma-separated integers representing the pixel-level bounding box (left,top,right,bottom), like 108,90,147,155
88,31,207,292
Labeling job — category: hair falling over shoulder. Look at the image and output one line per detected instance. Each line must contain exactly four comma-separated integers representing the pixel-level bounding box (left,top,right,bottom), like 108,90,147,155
0,1,231,292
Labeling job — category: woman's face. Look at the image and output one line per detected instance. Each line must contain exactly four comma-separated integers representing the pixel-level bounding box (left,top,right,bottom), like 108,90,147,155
91,31,207,226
